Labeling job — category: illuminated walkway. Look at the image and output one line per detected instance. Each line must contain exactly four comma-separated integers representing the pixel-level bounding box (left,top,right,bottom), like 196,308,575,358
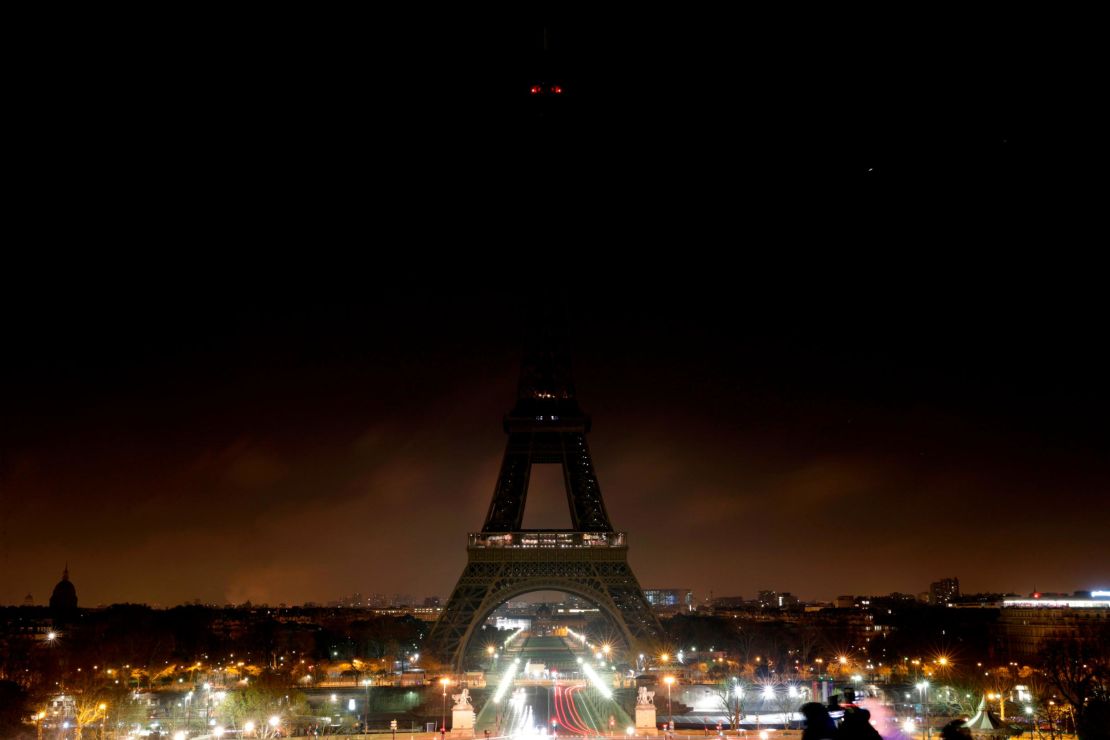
477,635,631,737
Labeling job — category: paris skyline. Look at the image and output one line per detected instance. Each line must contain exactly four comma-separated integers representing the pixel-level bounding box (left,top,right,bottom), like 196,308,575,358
3,281,1106,608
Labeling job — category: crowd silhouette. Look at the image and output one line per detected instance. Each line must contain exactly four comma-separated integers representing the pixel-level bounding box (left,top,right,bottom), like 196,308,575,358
801,688,885,740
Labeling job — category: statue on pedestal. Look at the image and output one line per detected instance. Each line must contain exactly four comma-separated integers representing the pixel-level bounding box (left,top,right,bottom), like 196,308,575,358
452,689,473,710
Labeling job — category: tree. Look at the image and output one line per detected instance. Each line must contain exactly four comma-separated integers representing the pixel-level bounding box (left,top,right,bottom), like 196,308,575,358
795,624,824,670
1039,622,1110,740
714,677,748,733
70,696,108,740
219,676,310,737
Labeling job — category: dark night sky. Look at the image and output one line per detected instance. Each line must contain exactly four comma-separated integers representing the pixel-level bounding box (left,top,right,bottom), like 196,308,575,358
3,15,1106,606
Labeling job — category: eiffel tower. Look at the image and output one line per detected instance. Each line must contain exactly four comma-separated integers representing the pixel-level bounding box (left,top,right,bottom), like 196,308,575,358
428,328,663,670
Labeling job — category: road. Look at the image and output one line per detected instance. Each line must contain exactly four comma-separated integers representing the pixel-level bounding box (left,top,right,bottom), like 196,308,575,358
477,635,631,737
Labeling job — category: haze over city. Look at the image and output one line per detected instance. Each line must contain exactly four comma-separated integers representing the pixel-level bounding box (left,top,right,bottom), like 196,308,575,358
4,284,1106,608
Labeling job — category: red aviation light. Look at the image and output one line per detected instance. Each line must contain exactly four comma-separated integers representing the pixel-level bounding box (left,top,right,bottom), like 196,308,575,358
552,85,563,94
530,85,541,94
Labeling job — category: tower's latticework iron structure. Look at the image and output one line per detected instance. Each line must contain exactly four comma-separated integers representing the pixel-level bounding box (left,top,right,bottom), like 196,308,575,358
428,330,663,670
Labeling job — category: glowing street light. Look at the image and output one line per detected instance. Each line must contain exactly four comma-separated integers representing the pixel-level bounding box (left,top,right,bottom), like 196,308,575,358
917,681,930,740
730,681,744,734
440,677,452,732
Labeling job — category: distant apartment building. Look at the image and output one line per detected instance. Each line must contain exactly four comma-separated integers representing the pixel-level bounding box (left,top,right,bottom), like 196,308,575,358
712,595,746,609
756,590,799,609
996,596,1110,659
644,588,693,610
930,577,960,605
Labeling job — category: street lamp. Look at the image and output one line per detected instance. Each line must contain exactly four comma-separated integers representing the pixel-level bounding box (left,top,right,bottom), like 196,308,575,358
732,680,744,736
916,681,929,740
664,676,676,735
363,678,373,732
440,677,452,733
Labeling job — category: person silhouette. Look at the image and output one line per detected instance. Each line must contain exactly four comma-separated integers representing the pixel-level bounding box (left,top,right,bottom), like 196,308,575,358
940,720,971,740
834,706,881,740
801,702,836,740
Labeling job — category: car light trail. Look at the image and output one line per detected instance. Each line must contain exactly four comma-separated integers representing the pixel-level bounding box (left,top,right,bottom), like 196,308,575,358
557,685,593,735
565,685,598,735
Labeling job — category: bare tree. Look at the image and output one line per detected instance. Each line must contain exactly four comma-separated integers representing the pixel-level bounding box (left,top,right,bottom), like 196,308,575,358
1039,622,1109,739
714,677,748,734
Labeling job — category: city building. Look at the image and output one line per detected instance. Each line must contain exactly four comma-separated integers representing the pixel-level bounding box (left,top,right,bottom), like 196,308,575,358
930,577,960,605
996,592,1110,659
49,566,78,614
643,589,693,611
1002,591,1110,608
711,595,745,609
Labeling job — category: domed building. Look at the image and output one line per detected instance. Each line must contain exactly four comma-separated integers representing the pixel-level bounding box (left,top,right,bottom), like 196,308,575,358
49,565,78,611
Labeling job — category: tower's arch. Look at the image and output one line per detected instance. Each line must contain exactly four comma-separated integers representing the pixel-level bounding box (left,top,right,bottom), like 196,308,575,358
457,581,634,666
